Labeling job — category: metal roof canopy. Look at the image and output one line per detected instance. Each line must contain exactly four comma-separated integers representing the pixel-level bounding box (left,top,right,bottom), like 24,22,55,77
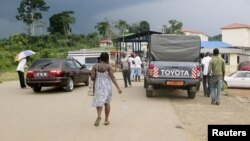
200,41,250,55
201,41,232,48
114,31,162,42
113,31,162,60
201,47,245,54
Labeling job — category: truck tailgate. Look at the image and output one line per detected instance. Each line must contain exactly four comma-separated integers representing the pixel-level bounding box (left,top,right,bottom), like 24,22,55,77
151,61,200,79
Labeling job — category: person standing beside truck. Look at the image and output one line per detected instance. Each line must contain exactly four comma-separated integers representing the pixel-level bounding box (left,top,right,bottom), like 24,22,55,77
134,54,142,81
202,51,212,97
128,53,135,81
208,48,225,105
121,53,131,88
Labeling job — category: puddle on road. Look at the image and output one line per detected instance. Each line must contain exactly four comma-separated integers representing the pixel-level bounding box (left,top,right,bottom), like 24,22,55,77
235,96,250,103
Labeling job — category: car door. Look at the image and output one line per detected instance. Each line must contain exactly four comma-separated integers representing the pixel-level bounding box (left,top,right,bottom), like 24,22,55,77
231,72,246,87
242,72,250,88
73,60,86,83
66,60,80,84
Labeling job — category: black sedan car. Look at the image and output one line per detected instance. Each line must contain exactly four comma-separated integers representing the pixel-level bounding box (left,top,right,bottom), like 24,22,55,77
26,58,90,93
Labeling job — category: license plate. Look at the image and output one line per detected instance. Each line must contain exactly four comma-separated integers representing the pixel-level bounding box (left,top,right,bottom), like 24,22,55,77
36,72,48,77
166,81,184,86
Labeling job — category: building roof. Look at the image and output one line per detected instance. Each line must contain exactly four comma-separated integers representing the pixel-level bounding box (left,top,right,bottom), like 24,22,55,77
221,23,250,29
99,39,112,43
181,28,207,36
201,41,232,48
114,31,162,42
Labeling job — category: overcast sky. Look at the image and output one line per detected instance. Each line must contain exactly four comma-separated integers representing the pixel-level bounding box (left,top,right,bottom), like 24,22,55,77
1,0,250,39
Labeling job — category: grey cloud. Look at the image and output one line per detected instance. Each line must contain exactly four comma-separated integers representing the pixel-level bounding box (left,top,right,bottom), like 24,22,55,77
1,0,250,38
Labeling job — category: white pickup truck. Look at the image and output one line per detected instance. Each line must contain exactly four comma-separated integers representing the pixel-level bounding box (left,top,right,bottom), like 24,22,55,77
144,34,202,98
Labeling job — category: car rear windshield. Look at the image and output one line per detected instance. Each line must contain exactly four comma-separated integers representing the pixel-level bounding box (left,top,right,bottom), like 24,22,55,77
30,59,59,69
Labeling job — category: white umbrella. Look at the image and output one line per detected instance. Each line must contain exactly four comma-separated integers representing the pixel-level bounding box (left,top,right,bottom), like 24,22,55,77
16,50,36,61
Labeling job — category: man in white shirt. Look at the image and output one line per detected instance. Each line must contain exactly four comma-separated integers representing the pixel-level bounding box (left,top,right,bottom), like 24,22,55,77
201,52,212,97
128,53,135,81
134,54,142,81
16,57,27,88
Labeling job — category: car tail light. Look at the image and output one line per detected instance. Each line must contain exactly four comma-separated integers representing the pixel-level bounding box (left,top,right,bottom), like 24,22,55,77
27,71,35,78
148,64,154,77
49,70,63,77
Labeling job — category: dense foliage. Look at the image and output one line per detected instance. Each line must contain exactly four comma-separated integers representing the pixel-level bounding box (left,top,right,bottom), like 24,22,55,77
48,11,76,35
162,19,183,34
0,33,100,74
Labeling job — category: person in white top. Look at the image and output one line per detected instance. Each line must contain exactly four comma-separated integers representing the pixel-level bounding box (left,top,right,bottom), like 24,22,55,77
16,57,28,88
201,52,212,97
128,53,135,81
134,54,142,81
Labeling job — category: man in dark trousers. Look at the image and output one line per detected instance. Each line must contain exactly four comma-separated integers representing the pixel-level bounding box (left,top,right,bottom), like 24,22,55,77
208,48,225,105
202,51,212,97
16,57,28,88
121,53,131,88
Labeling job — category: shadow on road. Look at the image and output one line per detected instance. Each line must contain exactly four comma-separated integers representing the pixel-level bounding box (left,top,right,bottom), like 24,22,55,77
25,84,87,95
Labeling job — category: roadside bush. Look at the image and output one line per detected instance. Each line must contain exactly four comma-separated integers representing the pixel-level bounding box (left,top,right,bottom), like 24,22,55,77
0,49,14,78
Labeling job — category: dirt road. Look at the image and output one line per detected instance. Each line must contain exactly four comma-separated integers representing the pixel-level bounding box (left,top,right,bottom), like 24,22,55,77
0,72,250,141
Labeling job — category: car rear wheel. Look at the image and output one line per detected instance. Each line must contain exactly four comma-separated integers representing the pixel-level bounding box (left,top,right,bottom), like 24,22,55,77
64,77,74,92
33,86,42,93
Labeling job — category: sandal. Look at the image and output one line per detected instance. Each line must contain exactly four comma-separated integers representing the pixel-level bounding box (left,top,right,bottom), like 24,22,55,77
104,121,110,126
94,117,101,127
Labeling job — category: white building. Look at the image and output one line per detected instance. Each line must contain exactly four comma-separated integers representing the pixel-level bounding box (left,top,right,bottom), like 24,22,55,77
181,28,209,41
221,23,250,47
212,23,250,74
99,39,113,48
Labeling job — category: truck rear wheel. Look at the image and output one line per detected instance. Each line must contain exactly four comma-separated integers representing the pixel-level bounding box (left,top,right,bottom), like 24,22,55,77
196,83,200,92
146,89,153,97
144,79,148,88
187,87,196,99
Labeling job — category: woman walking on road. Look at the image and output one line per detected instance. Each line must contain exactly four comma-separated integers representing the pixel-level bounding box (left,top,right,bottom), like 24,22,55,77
91,52,122,126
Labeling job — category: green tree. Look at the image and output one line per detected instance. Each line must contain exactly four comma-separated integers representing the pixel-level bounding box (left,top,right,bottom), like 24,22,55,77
0,49,14,81
16,0,49,36
162,19,183,34
128,20,150,33
128,23,140,33
139,21,150,33
209,34,222,41
114,20,129,35
95,19,112,39
86,32,100,47
48,11,76,35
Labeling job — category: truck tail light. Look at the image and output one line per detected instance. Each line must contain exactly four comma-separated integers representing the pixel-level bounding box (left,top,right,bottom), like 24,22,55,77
148,64,154,77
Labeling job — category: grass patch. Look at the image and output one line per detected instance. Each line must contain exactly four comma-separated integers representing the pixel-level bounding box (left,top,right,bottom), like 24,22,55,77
0,71,18,82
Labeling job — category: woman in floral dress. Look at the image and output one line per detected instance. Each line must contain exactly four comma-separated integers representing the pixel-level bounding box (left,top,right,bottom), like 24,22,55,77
91,52,122,126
